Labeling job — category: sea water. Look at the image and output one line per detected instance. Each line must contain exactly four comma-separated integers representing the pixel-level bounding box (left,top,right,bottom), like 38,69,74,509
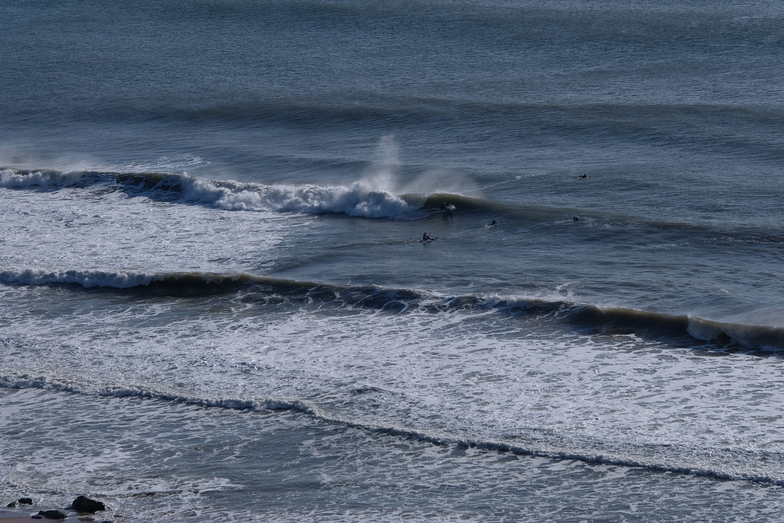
2,1,784,521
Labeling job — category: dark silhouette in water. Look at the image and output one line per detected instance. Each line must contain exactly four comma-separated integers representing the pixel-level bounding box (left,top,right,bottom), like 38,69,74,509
574,216,579,221
440,201,455,217
578,174,588,179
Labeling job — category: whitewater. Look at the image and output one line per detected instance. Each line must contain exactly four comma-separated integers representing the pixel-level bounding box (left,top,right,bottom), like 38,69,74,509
3,0,784,521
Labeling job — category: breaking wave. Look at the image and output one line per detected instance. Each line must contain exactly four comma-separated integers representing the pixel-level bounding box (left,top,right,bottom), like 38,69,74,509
0,168,427,218
3,267,784,350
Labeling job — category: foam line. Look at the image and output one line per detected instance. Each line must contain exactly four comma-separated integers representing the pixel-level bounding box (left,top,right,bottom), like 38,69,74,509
1,373,782,487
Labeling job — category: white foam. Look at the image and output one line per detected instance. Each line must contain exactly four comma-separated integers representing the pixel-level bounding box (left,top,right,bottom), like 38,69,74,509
179,175,417,217
0,182,291,276
0,168,72,188
263,181,416,217
3,286,784,486
1,165,422,218
160,134,475,217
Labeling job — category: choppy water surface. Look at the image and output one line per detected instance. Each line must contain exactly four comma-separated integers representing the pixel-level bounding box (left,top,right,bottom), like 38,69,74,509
2,1,784,521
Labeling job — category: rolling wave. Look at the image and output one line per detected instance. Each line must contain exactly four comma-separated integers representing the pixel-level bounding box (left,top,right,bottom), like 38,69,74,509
0,166,554,221
1,372,782,488
9,167,784,239
3,267,783,350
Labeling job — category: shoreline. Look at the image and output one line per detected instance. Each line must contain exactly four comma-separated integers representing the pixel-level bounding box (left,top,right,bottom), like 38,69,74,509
0,511,78,522
0,507,103,522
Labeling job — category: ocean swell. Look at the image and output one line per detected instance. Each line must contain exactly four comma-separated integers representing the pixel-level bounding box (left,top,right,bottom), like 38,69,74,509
3,267,784,350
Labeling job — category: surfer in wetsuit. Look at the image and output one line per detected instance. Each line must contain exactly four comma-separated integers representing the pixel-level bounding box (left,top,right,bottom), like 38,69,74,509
423,232,431,241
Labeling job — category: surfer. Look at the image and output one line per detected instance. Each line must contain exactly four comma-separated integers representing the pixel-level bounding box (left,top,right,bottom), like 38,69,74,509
423,232,432,241
573,216,579,221
490,219,498,226
441,201,455,217
578,174,588,179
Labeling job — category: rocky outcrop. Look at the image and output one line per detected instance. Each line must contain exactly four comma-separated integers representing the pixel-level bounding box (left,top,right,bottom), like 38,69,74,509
6,497,33,507
72,496,106,513
36,510,67,519
5,495,111,521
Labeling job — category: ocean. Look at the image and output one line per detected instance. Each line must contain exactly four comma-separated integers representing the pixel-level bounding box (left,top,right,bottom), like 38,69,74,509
2,0,784,521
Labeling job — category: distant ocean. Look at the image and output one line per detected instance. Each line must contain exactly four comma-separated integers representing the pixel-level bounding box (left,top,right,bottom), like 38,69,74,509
2,1,784,521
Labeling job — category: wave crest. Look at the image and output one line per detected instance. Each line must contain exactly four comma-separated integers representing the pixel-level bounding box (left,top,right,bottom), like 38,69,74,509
4,267,784,350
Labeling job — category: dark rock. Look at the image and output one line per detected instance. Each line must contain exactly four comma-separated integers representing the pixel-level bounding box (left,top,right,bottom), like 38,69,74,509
37,510,67,519
72,496,106,513
7,497,33,507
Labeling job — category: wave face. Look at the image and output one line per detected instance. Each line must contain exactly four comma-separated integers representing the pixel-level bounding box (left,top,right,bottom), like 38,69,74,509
3,267,783,351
